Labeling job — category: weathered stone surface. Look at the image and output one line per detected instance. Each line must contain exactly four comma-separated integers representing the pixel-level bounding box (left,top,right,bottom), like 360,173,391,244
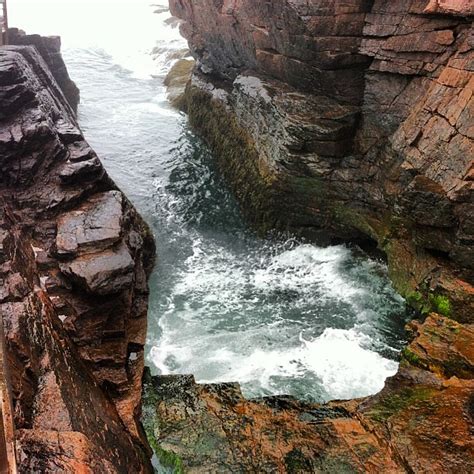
424,0,474,16
404,314,474,379
361,365,474,473
7,27,80,111
1,229,152,473
56,191,123,256
16,430,117,473
171,0,374,107
59,156,103,184
60,244,134,295
143,373,403,473
0,43,154,470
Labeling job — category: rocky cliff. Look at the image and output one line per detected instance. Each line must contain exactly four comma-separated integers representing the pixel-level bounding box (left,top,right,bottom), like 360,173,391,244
0,42,154,471
2,5,472,471
170,0,474,322
141,0,474,471
7,28,80,112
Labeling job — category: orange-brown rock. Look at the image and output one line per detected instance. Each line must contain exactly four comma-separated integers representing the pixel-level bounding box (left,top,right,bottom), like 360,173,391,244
424,0,474,16
154,1,474,471
171,0,474,322
404,314,474,378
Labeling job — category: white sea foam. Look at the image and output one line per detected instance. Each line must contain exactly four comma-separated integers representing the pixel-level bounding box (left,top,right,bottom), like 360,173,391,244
148,236,403,401
253,244,365,303
151,325,398,401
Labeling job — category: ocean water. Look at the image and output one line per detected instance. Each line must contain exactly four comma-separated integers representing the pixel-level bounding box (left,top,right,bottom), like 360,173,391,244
11,0,410,402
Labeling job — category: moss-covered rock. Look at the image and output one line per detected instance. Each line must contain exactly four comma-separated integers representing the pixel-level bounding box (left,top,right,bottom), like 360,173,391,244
164,59,195,109
142,370,185,473
183,83,283,233
180,73,474,323
366,386,436,422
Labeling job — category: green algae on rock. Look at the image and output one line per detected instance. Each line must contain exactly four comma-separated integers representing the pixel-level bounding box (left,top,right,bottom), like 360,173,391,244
164,58,195,109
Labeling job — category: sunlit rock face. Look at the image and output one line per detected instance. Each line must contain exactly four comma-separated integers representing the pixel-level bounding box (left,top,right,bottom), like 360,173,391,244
0,44,154,471
171,0,474,322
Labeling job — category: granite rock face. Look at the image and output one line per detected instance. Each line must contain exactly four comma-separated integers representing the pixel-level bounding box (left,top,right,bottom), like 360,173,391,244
155,1,474,471
0,44,154,471
170,0,474,322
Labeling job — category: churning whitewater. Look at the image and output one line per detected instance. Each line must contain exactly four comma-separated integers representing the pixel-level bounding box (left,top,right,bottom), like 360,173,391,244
11,0,409,402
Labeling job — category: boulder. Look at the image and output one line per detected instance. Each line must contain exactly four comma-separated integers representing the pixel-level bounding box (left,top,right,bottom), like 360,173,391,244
60,244,134,295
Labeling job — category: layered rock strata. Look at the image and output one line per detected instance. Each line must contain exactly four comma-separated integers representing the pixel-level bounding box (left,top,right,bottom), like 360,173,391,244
170,0,474,321
0,44,154,471
8,28,80,112
147,1,474,471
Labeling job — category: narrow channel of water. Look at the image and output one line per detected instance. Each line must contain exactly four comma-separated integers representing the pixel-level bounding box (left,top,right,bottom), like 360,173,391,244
11,0,409,402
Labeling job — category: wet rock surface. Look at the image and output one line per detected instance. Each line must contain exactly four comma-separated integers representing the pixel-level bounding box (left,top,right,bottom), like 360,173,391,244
60,243,135,295
143,374,402,473
7,27,80,111
164,58,195,109
0,44,154,471
156,0,474,471
56,191,123,256
144,313,474,473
